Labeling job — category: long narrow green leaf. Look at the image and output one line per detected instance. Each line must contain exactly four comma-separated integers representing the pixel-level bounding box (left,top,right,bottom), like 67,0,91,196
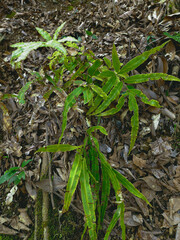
63,151,83,212
87,75,118,115
18,81,33,104
112,169,150,205
10,48,24,63
90,84,108,99
83,87,94,104
164,32,180,43
131,89,161,107
100,165,110,225
0,168,19,184
80,158,97,240
124,73,180,84
97,95,125,116
58,36,79,43
92,81,123,115
104,204,125,240
103,57,111,68
98,70,116,79
53,22,66,40
119,41,169,74
89,145,100,205
112,44,122,73
45,40,67,55
36,144,83,153
88,59,102,76
97,144,125,239
36,27,52,41
87,126,108,136
128,93,139,153
12,42,44,63
58,87,84,143
71,62,90,81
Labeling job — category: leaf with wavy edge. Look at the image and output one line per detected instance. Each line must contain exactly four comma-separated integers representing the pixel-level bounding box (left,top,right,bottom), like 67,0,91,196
58,87,83,143
87,126,108,135
87,75,118,115
124,73,180,84
36,144,83,153
119,41,169,74
92,81,123,115
113,169,150,205
104,204,125,240
100,165,110,226
97,95,125,116
36,27,52,41
53,22,66,40
80,158,97,240
18,81,33,104
88,59,102,76
63,151,83,212
130,89,161,107
112,44,122,73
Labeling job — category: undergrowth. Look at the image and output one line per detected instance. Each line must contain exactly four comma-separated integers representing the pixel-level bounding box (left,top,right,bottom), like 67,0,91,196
1,22,180,240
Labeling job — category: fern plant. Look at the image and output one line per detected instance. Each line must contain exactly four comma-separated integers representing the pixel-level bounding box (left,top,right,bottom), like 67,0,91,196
9,22,180,240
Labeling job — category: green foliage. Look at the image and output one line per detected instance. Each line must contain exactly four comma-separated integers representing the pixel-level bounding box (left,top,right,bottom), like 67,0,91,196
163,32,180,43
8,22,180,240
0,159,32,186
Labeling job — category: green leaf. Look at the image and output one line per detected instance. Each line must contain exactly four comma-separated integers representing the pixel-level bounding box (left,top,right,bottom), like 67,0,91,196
92,81,123,115
43,89,54,101
133,89,161,107
18,171,26,180
90,84,108,99
58,87,84,143
0,168,19,185
103,57,111,68
128,93,139,153
18,81,33,104
104,205,125,240
113,168,150,205
36,27,52,41
21,159,33,168
112,44,121,73
89,145,100,202
11,42,44,63
88,59,102,76
45,40,67,55
53,22,66,40
119,41,169,74
71,62,90,81
97,95,125,116
100,165,110,225
80,158,97,240
87,126,108,136
83,87,94,104
163,32,180,43
58,36,79,43
98,70,116,79
10,47,24,63
36,144,83,153
87,75,118,115
63,151,83,212
124,73,180,84
8,175,19,186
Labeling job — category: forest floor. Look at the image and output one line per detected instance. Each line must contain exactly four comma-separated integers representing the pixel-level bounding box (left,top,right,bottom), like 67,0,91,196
0,0,180,239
